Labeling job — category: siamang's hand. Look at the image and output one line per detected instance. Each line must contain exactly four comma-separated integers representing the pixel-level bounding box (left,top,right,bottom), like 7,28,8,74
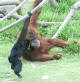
14,60,22,78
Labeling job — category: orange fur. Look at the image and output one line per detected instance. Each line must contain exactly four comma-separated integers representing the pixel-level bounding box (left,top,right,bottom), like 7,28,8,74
19,0,69,61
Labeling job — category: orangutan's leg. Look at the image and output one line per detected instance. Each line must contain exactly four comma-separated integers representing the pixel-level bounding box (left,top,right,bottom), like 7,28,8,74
34,53,62,61
46,38,69,48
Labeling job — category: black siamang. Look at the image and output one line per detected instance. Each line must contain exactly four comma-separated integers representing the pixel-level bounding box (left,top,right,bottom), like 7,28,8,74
8,12,32,78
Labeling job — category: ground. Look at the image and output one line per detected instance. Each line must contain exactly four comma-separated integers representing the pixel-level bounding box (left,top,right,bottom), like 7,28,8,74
0,43,80,82
0,0,80,82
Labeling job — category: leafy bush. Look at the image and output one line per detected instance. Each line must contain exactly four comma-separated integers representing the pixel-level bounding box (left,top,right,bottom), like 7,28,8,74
0,0,80,48
0,19,24,42
63,39,80,54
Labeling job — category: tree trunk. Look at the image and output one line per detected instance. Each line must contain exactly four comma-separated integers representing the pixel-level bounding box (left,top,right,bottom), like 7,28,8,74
0,0,20,5
49,0,58,8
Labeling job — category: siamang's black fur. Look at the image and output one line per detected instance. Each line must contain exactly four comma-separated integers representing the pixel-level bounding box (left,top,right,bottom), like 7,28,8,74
8,12,32,78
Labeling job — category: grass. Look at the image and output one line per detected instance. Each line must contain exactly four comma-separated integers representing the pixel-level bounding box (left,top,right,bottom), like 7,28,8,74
0,43,80,82
0,42,80,81
0,0,80,82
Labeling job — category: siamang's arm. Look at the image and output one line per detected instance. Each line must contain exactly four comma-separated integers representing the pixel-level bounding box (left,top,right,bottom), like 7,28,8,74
18,12,32,42
9,12,32,58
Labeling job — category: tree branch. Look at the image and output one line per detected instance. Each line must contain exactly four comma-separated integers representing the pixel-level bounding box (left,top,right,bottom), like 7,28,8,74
11,14,23,19
52,0,80,38
0,0,48,33
49,0,58,8
0,0,26,24
0,0,20,5
37,20,62,26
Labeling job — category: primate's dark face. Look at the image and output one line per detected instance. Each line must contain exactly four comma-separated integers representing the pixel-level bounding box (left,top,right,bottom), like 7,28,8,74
30,35,40,48
27,31,40,48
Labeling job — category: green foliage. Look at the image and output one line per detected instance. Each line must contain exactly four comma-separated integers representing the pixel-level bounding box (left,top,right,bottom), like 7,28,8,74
0,43,80,82
37,25,59,38
0,0,80,54
0,19,24,42
0,1,80,81
63,39,80,54
0,42,80,82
